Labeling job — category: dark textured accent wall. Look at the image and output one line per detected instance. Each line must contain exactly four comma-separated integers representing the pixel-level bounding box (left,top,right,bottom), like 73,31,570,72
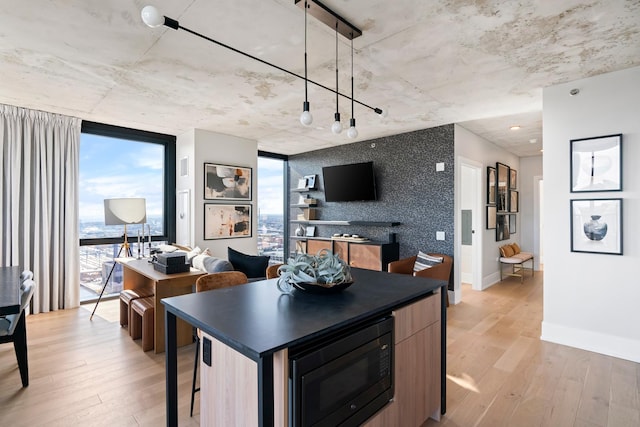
289,125,454,260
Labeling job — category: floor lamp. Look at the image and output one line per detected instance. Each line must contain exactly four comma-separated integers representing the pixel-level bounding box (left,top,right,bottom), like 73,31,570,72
90,198,146,320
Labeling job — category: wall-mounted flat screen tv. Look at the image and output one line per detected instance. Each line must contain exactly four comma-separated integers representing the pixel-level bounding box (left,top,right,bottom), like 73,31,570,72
322,161,377,202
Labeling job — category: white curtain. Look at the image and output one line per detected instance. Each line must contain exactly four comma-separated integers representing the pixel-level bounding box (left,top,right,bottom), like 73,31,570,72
0,104,81,313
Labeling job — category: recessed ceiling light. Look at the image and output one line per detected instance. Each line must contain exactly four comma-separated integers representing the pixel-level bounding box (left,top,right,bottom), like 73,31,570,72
510,125,521,131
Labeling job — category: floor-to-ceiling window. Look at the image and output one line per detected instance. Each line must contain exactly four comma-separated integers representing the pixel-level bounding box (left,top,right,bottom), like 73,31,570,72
78,122,175,303
257,152,287,263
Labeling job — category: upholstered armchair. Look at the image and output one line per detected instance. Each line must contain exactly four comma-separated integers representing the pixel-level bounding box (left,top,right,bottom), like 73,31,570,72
388,253,453,306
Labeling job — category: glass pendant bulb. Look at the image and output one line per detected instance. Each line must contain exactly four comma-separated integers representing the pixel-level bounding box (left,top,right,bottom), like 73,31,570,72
141,5,164,28
300,101,313,126
347,118,358,139
331,113,342,134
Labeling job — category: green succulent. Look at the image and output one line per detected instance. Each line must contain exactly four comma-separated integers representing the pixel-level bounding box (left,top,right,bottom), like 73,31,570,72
277,249,352,293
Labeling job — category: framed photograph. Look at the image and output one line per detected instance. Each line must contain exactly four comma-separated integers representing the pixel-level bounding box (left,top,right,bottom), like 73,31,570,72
496,214,510,241
570,134,622,192
204,163,252,200
509,214,517,234
509,190,519,213
297,177,308,189
486,206,497,229
305,226,316,237
487,166,496,205
496,162,510,212
510,169,517,189
204,204,252,240
570,198,622,255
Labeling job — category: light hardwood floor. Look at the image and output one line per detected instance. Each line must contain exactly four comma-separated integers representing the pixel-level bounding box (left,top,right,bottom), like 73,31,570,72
426,273,640,427
1,274,638,426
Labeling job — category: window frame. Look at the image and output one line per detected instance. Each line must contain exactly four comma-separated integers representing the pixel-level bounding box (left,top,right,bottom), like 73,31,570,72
79,121,176,247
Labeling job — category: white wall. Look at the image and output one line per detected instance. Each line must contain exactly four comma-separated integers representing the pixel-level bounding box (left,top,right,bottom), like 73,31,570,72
519,156,543,270
176,129,258,258
460,164,474,284
455,125,520,290
542,66,640,363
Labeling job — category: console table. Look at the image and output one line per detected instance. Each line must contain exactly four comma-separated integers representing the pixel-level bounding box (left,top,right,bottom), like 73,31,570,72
117,258,205,353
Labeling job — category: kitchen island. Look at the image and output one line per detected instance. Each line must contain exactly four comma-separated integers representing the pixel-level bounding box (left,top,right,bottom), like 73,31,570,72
162,267,447,426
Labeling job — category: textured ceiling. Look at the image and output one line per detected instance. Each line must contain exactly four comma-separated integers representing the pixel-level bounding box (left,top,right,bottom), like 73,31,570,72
0,0,639,156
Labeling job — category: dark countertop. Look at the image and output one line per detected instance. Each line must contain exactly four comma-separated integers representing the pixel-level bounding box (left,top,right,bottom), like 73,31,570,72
162,268,444,361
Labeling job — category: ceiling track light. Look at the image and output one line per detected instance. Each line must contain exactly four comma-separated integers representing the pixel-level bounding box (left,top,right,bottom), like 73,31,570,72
140,3,386,132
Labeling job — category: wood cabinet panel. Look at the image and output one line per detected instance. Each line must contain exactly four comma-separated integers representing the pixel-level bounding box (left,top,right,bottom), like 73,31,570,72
333,240,349,262
306,239,332,255
349,244,382,270
394,293,440,343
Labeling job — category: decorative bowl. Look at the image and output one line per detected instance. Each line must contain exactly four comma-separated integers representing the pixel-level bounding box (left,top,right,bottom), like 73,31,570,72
292,280,354,294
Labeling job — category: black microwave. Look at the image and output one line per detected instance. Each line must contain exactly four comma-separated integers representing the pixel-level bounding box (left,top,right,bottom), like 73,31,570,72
289,316,394,427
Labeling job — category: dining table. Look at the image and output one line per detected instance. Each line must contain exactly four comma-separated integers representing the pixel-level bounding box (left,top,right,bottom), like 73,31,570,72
0,265,29,386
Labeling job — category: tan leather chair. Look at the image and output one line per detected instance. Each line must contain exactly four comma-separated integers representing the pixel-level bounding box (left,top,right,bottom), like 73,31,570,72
190,271,248,417
388,253,452,306
266,263,283,279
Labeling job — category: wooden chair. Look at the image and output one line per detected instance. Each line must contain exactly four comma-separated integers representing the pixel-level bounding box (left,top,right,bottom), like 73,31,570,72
388,253,453,306
0,279,36,387
190,271,249,417
266,263,283,279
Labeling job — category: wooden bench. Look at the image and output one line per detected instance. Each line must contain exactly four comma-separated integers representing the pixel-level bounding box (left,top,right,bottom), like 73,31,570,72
499,244,534,282
130,296,155,352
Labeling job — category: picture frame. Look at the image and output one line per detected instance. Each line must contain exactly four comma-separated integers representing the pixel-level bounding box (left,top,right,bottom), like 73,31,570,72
305,226,316,237
570,198,622,255
509,169,517,189
509,190,519,213
570,134,622,192
204,163,252,200
204,204,252,240
496,162,510,212
487,166,496,205
486,205,497,229
509,214,516,234
496,214,510,241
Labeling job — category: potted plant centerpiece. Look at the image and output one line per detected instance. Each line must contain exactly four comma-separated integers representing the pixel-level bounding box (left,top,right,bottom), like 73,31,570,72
277,249,353,294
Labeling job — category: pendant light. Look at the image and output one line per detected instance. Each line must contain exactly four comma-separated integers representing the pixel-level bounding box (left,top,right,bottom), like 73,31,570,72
300,1,313,126
331,22,342,135
347,36,358,139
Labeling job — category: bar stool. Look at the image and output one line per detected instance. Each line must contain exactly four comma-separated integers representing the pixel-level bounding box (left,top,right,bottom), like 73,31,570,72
119,288,154,333
130,296,155,352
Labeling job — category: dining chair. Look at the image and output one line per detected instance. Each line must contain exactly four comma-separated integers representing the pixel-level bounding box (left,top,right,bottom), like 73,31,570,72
0,279,36,387
20,270,33,286
190,271,249,417
266,263,283,279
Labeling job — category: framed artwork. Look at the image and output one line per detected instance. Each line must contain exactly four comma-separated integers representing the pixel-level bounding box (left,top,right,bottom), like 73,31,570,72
510,169,517,189
570,198,622,255
509,214,517,234
487,166,496,205
486,205,497,229
204,163,252,200
570,134,622,192
305,226,316,237
204,204,252,240
496,214,510,241
496,162,510,212
509,190,519,213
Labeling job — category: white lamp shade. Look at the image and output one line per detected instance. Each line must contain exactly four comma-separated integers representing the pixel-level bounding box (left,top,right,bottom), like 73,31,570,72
104,198,147,225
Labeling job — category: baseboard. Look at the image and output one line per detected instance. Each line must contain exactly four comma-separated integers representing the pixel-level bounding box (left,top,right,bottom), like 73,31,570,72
481,271,501,290
460,272,472,284
541,321,640,363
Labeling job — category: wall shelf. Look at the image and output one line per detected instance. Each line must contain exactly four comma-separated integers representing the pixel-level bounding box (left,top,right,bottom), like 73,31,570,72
290,220,401,227
291,203,318,208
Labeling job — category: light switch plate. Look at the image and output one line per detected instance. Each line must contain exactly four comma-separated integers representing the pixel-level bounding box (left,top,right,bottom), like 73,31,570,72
436,231,445,240
436,162,445,172
203,337,212,367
